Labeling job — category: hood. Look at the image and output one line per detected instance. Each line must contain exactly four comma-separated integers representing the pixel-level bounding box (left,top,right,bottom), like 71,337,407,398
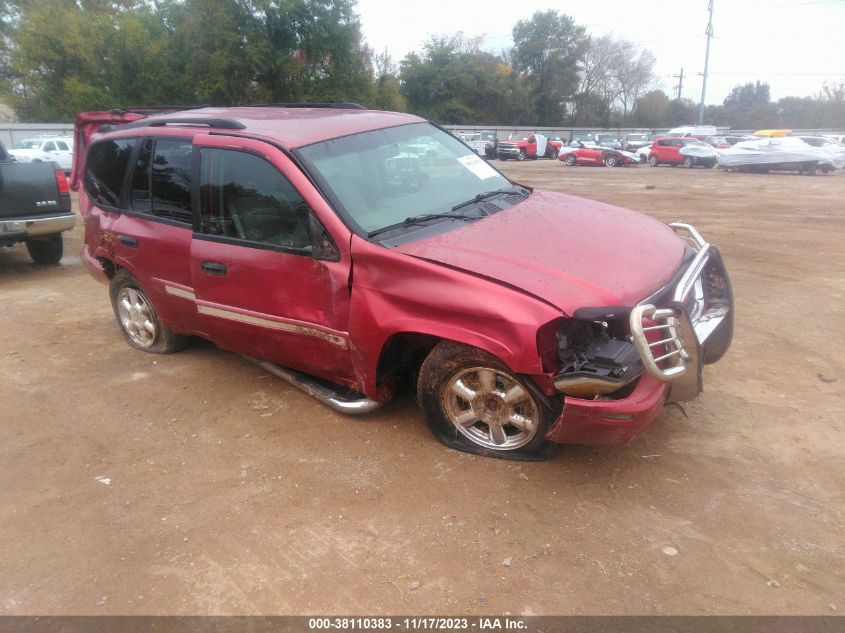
396,190,685,314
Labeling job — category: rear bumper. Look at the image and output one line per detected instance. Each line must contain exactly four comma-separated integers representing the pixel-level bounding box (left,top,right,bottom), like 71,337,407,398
545,374,669,445
81,244,110,284
0,213,76,246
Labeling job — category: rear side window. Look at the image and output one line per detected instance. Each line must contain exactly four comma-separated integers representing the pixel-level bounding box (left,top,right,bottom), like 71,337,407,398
151,139,193,224
56,141,69,151
85,139,136,208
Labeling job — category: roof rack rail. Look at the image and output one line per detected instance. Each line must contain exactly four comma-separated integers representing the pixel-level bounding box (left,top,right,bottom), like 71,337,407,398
242,102,367,110
110,117,247,131
111,105,208,116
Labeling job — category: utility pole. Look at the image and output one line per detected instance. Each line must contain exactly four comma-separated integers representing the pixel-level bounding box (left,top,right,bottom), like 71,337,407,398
673,68,685,100
698,0,714,124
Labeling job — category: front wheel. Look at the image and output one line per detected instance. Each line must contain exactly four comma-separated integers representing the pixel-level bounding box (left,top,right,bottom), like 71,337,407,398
649,155,659,167
564,154,577,166
109,269,188,354
417,342,557,460
604,155,618,167
683,156,695,168
26,233,63,264
517,149,526,161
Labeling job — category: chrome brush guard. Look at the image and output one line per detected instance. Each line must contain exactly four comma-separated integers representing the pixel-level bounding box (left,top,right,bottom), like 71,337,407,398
628,223,733,401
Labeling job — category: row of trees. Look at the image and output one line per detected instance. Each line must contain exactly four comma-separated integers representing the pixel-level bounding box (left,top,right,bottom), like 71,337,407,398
1,0,843,129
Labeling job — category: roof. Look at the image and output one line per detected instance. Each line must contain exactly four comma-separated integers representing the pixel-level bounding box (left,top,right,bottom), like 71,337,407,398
115,106,425,149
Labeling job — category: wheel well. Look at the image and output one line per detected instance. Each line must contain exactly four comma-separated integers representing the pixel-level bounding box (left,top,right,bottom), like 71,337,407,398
98,257,117,279
376,332,441,391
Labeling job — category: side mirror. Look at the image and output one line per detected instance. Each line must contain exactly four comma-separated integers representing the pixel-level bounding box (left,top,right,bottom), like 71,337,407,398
309,214,340,262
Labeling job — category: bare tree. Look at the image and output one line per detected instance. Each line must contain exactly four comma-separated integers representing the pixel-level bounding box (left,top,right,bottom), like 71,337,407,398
575,34,657,123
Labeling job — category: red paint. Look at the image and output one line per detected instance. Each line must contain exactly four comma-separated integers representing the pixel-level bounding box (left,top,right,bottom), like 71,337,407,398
75,106,707,446
545,374,670,445
558,145,638,167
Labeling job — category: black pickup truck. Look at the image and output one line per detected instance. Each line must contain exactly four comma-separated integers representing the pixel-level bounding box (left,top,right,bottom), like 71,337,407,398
1,138,74,264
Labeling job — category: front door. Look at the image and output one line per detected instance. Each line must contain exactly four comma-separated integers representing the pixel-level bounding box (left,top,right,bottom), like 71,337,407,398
189,135,355,387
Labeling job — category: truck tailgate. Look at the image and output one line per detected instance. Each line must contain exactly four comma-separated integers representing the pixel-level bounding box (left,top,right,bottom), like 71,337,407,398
0,161,68,218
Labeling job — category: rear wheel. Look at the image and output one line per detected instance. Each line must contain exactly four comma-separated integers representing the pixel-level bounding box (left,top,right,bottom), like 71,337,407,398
26,233,63,264
648,155,659,167
683,156,695,168
417,342,558,460
109,269,188,354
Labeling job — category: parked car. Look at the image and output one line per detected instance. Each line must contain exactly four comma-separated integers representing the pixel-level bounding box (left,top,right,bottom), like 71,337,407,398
72,105,733,460
570,133,594,146
8,136,74,172
457,130,498,159
636,143,653,163
497,133,562,160
623,133,650,151
0,138,75,264
649,138,718,168
704,136,732,149
665,125,719,140
559,142,638,167
594,133,623,150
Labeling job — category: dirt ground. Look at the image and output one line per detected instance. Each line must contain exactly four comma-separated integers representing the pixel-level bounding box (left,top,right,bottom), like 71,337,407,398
1,162,843,616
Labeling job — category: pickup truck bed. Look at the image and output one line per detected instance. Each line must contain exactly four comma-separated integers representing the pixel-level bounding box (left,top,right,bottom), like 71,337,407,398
0,151,74,264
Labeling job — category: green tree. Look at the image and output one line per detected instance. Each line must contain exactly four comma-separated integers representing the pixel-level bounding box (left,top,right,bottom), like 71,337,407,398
368,51,406,112
511,10,587,125
632,90,670,128
400,34,522,124
721,81,776,129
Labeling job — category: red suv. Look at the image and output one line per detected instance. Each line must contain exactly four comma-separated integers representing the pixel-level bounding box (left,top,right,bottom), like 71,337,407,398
72,105,733,459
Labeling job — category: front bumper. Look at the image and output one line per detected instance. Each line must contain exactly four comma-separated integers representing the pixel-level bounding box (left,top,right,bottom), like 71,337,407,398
547,222,733,444
0,213,76,246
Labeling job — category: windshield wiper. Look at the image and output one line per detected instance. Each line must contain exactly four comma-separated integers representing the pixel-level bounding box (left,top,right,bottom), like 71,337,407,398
368,212,479,239
450,186,526,212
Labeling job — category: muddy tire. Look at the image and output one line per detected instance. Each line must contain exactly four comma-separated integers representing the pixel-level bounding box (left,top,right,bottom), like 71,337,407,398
26,233,63,264
416,342,558,460
109,269,188,354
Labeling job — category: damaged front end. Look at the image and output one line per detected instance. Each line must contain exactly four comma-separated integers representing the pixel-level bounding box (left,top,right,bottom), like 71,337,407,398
546,222,733,444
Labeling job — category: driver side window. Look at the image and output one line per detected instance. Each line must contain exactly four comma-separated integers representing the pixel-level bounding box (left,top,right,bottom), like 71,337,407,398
198,148,312,252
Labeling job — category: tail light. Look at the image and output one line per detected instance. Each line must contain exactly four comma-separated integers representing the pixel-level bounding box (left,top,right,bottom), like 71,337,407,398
55,168,70,196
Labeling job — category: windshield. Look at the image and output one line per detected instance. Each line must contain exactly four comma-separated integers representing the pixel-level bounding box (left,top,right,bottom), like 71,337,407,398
508,134,530,141
14,140,41,149
298,123,513,235
628,134,646,141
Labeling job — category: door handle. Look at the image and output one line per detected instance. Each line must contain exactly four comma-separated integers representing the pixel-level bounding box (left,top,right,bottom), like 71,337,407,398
201,260,228,276
117,234,138,248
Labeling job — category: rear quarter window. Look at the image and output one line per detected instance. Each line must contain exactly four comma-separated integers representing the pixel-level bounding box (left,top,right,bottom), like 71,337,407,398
85,139,137,208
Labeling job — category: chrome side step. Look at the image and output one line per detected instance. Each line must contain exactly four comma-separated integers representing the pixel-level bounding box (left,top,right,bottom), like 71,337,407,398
242,356,385,415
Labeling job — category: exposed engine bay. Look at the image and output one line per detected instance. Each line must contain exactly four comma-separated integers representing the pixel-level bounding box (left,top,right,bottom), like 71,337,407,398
553,319,644,399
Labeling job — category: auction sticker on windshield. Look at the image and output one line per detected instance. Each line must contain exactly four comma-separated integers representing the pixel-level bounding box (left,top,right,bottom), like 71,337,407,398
457,154,499,180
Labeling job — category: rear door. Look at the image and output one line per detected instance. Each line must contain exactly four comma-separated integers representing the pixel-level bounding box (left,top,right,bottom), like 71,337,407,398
84,135,198,334
190,135,355,387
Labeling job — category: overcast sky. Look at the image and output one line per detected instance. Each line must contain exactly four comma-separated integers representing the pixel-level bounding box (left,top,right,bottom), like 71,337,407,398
355,0,845,105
